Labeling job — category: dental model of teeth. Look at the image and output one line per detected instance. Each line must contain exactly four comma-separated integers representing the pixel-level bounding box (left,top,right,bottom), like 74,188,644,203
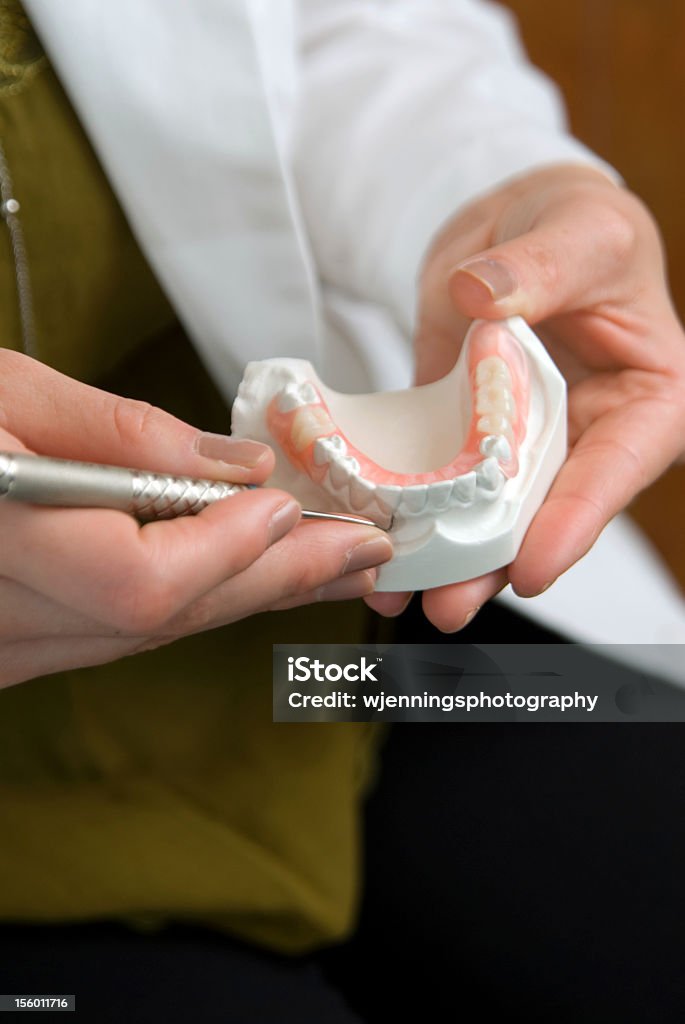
231,317,567,591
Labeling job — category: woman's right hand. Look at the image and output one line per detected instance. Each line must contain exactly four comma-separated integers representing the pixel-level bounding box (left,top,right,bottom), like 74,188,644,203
0,351,393,688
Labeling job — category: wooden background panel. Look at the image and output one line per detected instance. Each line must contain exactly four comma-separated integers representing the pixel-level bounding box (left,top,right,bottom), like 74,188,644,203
503,0,685,589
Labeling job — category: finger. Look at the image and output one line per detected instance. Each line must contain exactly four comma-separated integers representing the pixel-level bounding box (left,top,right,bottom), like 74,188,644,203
509,395,685,596
2,488,302,633
0,424,33,454
0,350,274,483
159,522,393,633
0,635,144,689
269,569,379,611
2,573,383,684
421,569,508,633
447,194,643,327
0,576,110,639
364,591,413,617
414,221,486,386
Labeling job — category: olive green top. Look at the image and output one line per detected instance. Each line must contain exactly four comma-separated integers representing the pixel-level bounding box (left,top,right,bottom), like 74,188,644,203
0,1,381,953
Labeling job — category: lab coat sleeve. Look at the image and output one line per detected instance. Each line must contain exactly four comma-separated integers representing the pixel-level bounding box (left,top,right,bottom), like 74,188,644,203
293,0,618,336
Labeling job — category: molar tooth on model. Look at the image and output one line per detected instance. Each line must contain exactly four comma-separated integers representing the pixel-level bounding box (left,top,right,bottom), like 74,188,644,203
229,317,567,592
480,434,512,463
298,382,319,404
313,434,347,466
326,433,347,455
475,356,512,388
328,454,359,490
476,413,513,440
476,384,516,419
475,457,505,496
277,384,306,413
276,380,320,413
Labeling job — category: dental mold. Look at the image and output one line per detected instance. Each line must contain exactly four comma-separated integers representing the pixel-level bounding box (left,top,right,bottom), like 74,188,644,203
231,316,567,591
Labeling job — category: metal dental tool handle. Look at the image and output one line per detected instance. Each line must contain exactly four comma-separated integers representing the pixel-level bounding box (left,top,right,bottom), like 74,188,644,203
0,450,248,519
0,451,388,528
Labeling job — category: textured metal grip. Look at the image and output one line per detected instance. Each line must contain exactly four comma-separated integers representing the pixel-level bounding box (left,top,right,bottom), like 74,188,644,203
129,472,247,519
0,451,15,496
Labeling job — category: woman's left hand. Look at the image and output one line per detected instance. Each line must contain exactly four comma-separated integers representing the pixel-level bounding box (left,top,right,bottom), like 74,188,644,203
367,164,685,629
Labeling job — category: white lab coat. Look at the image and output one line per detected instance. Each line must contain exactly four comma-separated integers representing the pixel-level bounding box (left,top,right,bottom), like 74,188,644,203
24,0,685,662
24,0,609,395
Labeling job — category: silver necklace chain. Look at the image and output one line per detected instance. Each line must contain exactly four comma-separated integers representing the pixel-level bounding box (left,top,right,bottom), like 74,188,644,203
0,137,37,358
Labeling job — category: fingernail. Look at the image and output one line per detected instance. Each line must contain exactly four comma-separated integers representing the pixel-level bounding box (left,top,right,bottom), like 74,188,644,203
539,580,554,594
453,258,517,302
268,500,301,545
394,593,413,616
461,606,481,629
343,536,394,574
318,570,378,602
195,432,270,468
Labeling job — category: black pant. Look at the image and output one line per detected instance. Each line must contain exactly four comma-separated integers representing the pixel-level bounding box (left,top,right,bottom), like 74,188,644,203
2,601,683,1022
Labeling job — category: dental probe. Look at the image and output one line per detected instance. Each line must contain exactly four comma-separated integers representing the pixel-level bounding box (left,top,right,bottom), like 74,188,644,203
0,451,392,529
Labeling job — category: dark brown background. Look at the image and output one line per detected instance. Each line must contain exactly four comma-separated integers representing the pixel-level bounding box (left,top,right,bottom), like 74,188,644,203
505,0,685,589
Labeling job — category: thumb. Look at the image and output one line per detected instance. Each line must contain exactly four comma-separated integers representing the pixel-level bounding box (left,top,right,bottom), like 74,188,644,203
447,198,633,325
0,350,274,483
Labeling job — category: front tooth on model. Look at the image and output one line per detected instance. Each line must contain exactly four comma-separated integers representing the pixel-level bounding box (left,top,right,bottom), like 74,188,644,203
400,485,428,514
376,484,402,513
290,406,335,451
451,471,477,505
480,434,512,463
328,454,360,489
425,480,453,512
475,457,505,494
349,474,376,510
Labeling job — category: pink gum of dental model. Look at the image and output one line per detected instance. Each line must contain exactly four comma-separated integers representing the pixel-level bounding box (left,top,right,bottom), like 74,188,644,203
267,321,529,487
